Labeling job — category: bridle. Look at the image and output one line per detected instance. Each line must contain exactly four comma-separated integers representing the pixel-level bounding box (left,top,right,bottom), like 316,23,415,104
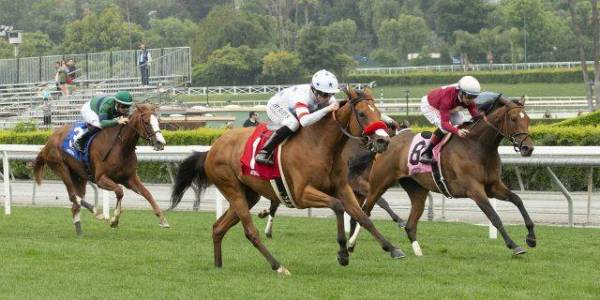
332,96,370,144
127,110,162,145
482,104,531,152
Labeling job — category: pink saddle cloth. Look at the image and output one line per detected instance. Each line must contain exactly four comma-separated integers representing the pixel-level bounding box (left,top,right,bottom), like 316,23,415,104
407,133,449,175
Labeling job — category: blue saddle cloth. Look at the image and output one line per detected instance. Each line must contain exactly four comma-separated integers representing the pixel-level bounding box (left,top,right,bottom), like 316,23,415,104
61,122,98,167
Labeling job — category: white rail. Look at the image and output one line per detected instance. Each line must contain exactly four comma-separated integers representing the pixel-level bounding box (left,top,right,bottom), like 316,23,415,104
1,145,597,232
352,61,594,74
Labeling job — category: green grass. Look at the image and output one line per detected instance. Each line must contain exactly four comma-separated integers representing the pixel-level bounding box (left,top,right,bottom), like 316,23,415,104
177,83,587,104
1,207,599,299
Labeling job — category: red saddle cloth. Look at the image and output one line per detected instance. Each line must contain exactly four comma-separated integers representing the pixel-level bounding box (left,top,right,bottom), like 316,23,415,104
240,123,282,180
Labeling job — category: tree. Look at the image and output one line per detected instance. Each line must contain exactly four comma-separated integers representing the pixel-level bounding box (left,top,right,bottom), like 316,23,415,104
324,19,358,55
193,6,273,62
17,32,56,57
432,0,493,43
26,0,76,44
375,15,432,64
262,51,302,83
145,17,198,48
195,45,263,85
452,30,482,68
62,5,143,53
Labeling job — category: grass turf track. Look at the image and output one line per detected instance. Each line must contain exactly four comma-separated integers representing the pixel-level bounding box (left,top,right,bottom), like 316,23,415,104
0,207,599,299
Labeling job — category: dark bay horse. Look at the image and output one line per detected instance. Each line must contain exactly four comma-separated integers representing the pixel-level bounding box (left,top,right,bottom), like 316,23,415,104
33,103,169,235
355,97,535,256
170,87,406,275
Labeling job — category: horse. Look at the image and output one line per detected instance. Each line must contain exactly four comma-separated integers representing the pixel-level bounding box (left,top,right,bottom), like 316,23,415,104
256,126,407,239
32,103,169,236
170,87,406,275
350,96,535,256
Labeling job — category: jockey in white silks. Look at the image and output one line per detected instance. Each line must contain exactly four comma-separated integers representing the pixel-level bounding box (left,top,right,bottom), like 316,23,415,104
255,69,341,165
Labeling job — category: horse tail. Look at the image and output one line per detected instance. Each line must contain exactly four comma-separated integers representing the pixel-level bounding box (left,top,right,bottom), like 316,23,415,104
170,151,211,210
32,147,47,185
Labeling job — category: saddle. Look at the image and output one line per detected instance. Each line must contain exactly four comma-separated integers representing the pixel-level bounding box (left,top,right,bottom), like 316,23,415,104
61,122,100,181
240,123,296,208
407,132,453,198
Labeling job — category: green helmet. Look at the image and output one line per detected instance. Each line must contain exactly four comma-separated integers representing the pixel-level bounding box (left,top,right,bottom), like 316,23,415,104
114,91,133,105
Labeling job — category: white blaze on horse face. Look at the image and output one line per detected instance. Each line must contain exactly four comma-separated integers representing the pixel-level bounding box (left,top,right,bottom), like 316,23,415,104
368,104,375,112
519,112,525,119
150,115,166,144
375,129,389,137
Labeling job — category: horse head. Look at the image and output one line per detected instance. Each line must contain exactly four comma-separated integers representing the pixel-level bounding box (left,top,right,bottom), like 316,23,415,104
484,96,533,156
337,86,390,153
130,103,166,151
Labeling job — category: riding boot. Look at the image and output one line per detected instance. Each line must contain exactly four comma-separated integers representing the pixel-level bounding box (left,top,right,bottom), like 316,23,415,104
255,126,294,165
419,129,444,164
74,126,100,152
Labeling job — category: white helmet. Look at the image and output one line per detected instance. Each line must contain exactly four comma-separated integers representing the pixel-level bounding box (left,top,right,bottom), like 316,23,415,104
311,69,340,94
458,76,481,96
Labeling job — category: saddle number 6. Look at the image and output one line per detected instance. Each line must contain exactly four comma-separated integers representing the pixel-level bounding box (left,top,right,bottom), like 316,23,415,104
409,140,427,165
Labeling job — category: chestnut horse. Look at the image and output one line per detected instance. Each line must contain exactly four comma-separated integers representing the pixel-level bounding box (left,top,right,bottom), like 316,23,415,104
352,97,535,256
32,103,169,235
170,87,405,275
256,128,407,239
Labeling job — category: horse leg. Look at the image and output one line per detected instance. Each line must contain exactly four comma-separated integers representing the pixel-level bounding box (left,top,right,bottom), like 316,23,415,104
337,184,405,259
218,182,287,274
489,182,536,248
125,175,169,228
258,201,279,239
399,179,429,256
468,187,526,255
95,175,124,228
213,207,240,268
48,162,85,235
300,185,350,266
376,197,406,227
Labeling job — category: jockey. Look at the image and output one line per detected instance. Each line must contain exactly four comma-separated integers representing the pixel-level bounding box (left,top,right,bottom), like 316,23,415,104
254,69,341,165
419,75,481,164
73,91,133,152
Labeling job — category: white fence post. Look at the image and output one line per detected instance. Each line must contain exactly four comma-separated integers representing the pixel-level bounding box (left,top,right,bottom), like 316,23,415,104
102,190,110,219
215,188,224,219
3,151,11,215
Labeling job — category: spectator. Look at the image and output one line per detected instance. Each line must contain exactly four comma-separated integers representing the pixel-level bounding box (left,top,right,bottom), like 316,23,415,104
54,60,69,96
66,59,78,93
138,43,152,86
243,111,259,127
39,84,52,128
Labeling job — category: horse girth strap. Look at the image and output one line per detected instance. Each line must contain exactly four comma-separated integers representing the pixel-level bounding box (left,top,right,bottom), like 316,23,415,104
102,125,124,161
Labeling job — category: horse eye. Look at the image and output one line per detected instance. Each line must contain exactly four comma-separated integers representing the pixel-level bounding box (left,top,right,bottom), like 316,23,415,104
358,111,367,119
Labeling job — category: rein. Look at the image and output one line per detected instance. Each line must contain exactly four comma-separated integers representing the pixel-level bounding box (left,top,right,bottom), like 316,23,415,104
101,111,160,161
482,106,531,152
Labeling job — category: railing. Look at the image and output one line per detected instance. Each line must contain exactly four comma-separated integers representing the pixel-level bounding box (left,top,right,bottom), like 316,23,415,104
0,47,191,85
1,145,598,232
352,61,594,74
173,83,373,96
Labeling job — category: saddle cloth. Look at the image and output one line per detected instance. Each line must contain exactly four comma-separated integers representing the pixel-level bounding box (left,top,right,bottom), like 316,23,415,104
240,123,296,208
407,132,453,198
61,122,98,166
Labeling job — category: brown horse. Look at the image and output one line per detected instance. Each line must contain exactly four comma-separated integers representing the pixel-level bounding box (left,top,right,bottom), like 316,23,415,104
170,87,405,275
256,127,407,239
354,97,535,256
32,103,169,235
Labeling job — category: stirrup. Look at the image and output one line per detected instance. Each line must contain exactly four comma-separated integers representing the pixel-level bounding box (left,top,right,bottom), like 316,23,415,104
255,151,274,165
73,141,84,152
419,153,433,164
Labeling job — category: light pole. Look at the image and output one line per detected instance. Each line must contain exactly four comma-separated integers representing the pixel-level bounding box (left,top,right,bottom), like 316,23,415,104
523,14,527,64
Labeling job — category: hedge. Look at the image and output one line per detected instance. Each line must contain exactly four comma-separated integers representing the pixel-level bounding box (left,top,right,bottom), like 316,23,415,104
552,110,600,127
346,69,593,86
2,126,599,190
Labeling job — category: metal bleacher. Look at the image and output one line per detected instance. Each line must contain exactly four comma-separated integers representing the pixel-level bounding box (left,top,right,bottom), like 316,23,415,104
0,47,191,129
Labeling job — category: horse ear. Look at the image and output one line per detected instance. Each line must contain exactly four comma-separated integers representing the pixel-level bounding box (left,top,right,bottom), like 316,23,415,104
342,84,352,98
518,95,527,106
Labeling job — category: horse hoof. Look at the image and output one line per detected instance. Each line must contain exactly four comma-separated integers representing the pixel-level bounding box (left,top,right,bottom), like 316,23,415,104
390,248,406,259
266,233,272,239
276,266,291,276
526,237,537,248
337,252,349,266
348,245,355,253
95,213,105,220
110,219,119,228
258,210,269,218
397,220,406,228
160,222,170,228
75,222,83,237
512,246,527,255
